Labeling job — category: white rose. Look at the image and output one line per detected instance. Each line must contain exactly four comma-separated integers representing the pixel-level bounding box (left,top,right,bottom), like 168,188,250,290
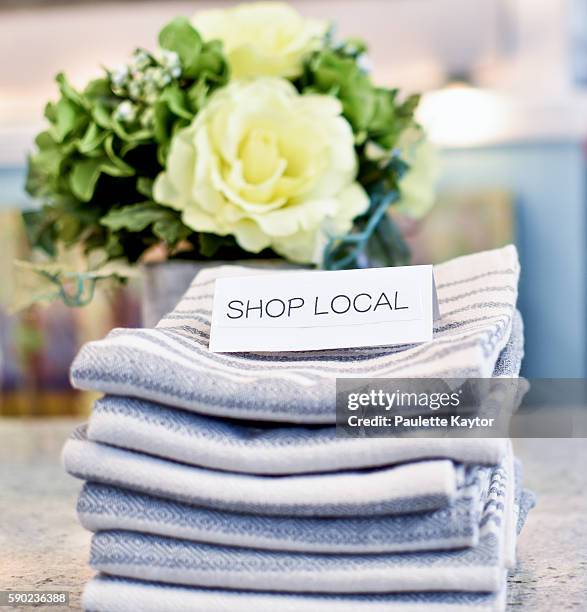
153,78,368,263
192,2,328,79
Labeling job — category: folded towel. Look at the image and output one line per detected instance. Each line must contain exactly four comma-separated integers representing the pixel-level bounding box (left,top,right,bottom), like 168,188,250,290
86,450,515,594
63,427,461,517
81,485,534,612
70,246,520,423
85,393,513,476
81,311,522,478
82,576,508,612
77,464,489,554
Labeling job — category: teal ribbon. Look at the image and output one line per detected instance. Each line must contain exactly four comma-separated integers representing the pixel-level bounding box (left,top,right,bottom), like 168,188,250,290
322,188,410,270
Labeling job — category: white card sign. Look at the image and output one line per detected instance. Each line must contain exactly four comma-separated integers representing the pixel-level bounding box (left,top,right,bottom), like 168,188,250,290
209,266,439,353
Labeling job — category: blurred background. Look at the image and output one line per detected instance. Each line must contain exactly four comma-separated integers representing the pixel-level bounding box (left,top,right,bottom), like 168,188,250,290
1,0,586,417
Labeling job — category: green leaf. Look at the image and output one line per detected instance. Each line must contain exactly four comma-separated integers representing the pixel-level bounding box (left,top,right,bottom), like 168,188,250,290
156,141,170,166
104,232,125,259
35,130,57,150
302,41,419,155
101,202,190,247
22,209,59,256
84,78,112,99
44,101,57,123
100,202,172,232
103,135,135,176
77,122,106,153
51,98,81,142
152,98,190,163
120,139,145,157
136,177,154,198
158,17,202,78
187,79,209,112
159,84,194,120
399,94,421,119
56,213,81,243
92,103,113,129
70,158,105,201
28,146,62,178
153,217,190,244
110,116,152,143
196,41,230,82
152,100,173,144
25,161,46,198
369,90,396,136
304,50,376,132
55,73,86,107
198,233,234,258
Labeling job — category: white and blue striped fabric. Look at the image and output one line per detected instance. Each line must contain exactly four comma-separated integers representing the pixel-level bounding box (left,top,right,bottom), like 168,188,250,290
63,246,534,612
70,246,521,424
86,395,511,474
83,576,508,612
78,307,523,478
86,450,516,594
64,435,533,611
64,427,462,517
77,464,488,554
82,485,537,612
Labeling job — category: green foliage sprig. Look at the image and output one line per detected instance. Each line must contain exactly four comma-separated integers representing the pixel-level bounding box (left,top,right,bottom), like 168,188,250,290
25,18,234,266
298,34,419,269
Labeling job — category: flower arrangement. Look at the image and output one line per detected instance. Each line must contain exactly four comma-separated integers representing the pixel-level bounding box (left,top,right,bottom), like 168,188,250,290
22,2,437,306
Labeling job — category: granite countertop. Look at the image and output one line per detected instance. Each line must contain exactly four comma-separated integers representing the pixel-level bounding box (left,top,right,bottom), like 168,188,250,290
0,419,586,611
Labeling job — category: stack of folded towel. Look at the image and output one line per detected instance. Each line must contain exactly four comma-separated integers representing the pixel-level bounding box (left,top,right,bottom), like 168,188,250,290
63,245,535,612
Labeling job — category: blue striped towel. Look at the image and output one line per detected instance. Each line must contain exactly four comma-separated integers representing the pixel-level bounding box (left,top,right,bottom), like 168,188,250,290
70,246,521,424
77,463,488,554
86,395,512,475
74,308,522,483
85,451,522,595
81,481,536,612
81,483,537,612
82,576,508,612
63,426,463,517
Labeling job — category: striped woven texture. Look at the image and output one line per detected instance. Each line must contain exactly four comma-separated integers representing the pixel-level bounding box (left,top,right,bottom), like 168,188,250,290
62,246,534,612
76,469,485,554
70,246,521,423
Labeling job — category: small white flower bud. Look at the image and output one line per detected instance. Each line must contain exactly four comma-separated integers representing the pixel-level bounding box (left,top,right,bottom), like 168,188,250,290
115,100,137,123
110,65,129,87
